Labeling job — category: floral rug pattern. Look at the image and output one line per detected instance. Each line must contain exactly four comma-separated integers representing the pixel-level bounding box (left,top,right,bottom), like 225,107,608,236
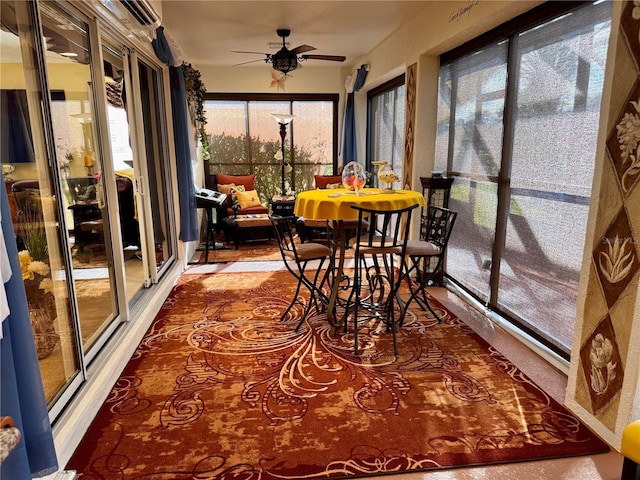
67,271,608,479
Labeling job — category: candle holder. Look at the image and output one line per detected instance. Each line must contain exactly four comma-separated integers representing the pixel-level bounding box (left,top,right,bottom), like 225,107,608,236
377,161,399,193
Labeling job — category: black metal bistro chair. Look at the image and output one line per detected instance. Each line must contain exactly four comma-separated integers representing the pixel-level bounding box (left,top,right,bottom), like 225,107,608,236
270,215,332,330
344,203,418,356
399,206,457,325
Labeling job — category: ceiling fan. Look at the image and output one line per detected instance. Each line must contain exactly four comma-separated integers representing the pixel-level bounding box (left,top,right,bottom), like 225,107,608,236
233,29,346,75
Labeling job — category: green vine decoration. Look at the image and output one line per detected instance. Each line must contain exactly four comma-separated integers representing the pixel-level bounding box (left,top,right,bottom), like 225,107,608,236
182,62,210,160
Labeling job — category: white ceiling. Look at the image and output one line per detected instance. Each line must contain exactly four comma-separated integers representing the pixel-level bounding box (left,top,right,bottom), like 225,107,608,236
159,1,434,69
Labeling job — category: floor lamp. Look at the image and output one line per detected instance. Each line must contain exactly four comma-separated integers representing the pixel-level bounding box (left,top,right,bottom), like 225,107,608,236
271,113,295,195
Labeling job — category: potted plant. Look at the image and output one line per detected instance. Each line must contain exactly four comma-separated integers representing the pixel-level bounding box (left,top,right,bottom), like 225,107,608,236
16,190,59,359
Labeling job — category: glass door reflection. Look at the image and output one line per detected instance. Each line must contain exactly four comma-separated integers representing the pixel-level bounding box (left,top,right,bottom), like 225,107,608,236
41,2,120,354
134,57,173,277
1,0,81,405
102,46,146,303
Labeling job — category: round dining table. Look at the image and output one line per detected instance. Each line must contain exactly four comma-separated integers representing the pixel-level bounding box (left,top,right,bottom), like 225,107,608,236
294,188,426,327
294,188,425,221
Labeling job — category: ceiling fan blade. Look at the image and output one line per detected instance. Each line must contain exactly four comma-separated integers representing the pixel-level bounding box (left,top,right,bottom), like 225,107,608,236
231,50,269,55
290,44,316,55
301,54,346,62
233,58,267,66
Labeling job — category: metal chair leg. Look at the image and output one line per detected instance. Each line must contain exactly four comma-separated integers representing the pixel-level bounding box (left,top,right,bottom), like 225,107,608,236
400,256,442,326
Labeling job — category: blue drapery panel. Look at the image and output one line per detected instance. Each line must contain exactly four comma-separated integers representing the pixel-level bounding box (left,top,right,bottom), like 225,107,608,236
0,186,57,479
0,90,35,164
152,26,198,242
341,65,369,166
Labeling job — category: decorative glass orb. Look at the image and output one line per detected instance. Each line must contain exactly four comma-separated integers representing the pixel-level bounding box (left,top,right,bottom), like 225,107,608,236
341,161,367,192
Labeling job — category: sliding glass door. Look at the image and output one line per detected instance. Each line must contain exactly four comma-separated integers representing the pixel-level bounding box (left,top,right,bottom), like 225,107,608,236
497,15,608,352
130,54,174,281
1,0,177,414
40,2,122,362
99,45,175,302
437,41,507,304
100,44,149,306
1,0,83,405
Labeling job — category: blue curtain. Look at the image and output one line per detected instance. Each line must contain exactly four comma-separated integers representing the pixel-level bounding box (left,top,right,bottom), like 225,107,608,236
152,26,199,242
341,65,369,166
1,90,35,164
0,186,57,479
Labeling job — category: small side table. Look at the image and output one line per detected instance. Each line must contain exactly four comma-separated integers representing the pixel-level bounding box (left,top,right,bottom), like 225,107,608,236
271,195,296,217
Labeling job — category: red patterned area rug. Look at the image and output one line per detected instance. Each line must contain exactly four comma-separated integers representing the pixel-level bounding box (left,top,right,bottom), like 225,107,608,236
193,240,355,263
196,241,283,262
67,271,608,479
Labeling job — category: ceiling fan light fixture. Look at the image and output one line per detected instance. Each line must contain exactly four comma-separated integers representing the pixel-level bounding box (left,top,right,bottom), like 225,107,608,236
272,54,298,74
233,29,345,73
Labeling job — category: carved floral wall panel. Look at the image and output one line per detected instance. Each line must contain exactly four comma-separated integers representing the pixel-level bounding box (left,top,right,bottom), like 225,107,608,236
403,63,417,190
575,0,640,429
579,316,625,414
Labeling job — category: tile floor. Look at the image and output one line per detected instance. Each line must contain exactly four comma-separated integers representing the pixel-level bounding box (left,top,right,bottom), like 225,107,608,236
188,257,624,480
384,287,624,480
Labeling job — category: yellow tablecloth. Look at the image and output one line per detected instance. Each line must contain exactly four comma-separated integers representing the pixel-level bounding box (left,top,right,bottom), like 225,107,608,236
294,187,425,329
294,188,425,220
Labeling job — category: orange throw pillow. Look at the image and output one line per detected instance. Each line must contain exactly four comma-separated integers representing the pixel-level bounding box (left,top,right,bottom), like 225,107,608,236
217,183,236,195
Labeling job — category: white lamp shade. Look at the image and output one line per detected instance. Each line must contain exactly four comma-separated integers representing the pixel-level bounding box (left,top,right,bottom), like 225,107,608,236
271,113,295,125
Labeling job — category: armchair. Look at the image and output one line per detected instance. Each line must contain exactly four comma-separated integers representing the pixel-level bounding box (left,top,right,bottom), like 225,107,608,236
213,173,269,218
212,173,272,249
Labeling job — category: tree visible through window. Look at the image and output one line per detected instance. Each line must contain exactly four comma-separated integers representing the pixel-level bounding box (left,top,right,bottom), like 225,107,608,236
204,94,338,202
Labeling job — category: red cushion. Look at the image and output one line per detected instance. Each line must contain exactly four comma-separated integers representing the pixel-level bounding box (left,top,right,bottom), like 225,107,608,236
215,174,255,190
314,175,342,189
214,174,257,210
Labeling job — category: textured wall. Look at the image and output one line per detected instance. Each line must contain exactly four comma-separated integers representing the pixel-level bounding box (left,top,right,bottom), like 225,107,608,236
567,0,640,449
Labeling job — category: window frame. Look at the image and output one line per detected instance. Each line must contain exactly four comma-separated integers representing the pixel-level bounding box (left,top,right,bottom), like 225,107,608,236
366,74,406,179
203,92,339,194
436,0,611,359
